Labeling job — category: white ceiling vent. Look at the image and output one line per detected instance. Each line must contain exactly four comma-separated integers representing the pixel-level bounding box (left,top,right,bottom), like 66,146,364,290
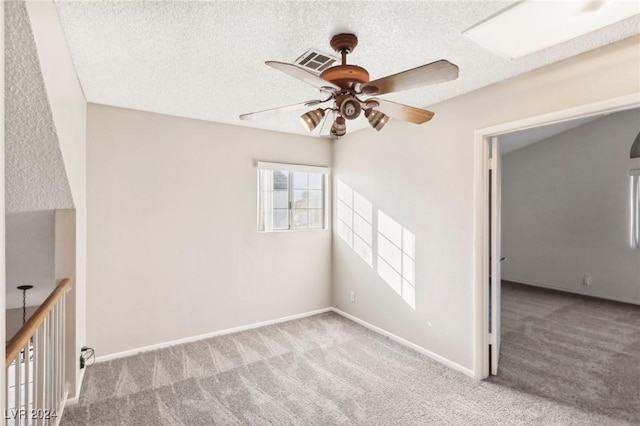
294,49,338,74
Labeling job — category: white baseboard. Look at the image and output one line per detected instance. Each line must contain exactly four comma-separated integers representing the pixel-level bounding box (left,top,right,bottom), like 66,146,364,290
54,390,69,426
330,308,475,378
94,307,333,364
65,367,85,407
503,277,640,306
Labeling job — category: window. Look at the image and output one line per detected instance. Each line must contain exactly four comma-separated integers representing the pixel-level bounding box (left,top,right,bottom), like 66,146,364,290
632,170,640,249
257,162,329,232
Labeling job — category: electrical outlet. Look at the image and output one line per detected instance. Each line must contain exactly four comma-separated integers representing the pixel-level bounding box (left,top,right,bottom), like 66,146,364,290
583,273,592,286
350,291,356,303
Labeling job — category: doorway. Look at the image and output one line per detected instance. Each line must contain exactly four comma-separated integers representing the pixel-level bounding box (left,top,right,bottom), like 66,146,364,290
473,93,640,380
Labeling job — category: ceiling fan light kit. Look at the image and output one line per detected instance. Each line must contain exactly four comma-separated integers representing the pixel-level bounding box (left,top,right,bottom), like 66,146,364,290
331,116,347,138
240,33,459,138
300,108,325,131
365,108,389,132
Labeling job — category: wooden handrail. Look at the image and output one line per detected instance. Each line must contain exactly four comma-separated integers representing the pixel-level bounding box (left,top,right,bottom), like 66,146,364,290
5,278,72,368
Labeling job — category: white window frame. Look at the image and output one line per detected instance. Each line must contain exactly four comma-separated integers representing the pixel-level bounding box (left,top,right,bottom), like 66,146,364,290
631,169,640,249
257,161,331,232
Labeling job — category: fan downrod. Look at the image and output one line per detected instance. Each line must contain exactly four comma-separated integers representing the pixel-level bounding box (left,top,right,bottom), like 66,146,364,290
330,33,358,56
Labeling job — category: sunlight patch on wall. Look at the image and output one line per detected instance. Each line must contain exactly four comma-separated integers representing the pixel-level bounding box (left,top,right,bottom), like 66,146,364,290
377,211,416,309
337,180,373,266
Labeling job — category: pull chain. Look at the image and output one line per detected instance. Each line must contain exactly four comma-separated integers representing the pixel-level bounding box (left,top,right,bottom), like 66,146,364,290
17,285,33,326
22,289,26,324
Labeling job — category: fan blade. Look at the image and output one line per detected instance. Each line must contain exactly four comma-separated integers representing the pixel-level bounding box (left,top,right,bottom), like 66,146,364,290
266,61,340,92
370,98,434,124
239,99,329,121
361,60,459,96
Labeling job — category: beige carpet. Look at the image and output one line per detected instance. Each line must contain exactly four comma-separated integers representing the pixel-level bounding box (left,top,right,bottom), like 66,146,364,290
61,292,638,425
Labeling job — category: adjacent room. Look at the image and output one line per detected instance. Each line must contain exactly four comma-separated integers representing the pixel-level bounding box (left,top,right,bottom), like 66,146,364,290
492,109,640,423
2,1,639,425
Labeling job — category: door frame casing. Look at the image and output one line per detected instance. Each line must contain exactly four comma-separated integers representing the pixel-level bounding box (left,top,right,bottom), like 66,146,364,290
472,93,640,380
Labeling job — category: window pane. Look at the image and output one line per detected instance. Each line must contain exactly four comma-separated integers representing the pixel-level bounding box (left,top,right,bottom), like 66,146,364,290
293,190,309,209
258,166,327,233
273,209,289,230
632,173,639,249
293,172,308,189
309,209,324,229
309,173,323,189
292,209,309,228
273,170,288,190
308,190,323,209
273,189,288,209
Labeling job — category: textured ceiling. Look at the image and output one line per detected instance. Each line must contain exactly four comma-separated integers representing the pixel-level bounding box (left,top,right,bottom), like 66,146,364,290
5,1,74,212
55,1,640,137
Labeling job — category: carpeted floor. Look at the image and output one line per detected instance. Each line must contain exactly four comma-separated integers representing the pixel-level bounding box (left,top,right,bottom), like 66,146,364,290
491,281,640,424
61,286,639,425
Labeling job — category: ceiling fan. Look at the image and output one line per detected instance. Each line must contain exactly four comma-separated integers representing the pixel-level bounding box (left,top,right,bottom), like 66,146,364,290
239,33,459,138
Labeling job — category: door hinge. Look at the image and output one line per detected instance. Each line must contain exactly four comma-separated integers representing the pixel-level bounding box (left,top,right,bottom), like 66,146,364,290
489,332,497,345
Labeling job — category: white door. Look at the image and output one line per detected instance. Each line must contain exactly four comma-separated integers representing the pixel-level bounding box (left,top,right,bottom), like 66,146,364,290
490,136,502,375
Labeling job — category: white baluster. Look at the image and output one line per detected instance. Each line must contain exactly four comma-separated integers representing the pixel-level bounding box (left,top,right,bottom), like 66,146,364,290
23,342,29,426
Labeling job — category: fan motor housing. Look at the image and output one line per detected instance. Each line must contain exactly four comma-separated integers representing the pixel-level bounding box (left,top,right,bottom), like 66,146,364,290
320,65,369,89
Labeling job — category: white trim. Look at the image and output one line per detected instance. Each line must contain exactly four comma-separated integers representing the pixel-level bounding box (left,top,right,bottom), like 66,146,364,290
94,308,332,363
473,93,640,380
503,277,640,306
257,161,331,174
64,368,85,407
330,308,475,378
53,390,69,426
631,169,640,177
476,94,640,138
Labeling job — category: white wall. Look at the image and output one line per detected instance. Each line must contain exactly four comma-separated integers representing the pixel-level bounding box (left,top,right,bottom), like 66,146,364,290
332,36,640,372
26,0,87,397
501,110,640,304
87,104,332,356
5,210,55,309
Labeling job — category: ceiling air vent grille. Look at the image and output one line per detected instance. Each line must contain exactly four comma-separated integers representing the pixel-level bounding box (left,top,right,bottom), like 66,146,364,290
294,49,338,74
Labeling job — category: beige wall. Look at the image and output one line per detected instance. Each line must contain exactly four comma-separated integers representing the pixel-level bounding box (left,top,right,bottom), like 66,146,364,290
87,105,333,356
5,211,55,309
502,110,640,304
54,209,78,396
6,306,38,342
26,0,87,397
332,36,640,372
1,2,5,415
